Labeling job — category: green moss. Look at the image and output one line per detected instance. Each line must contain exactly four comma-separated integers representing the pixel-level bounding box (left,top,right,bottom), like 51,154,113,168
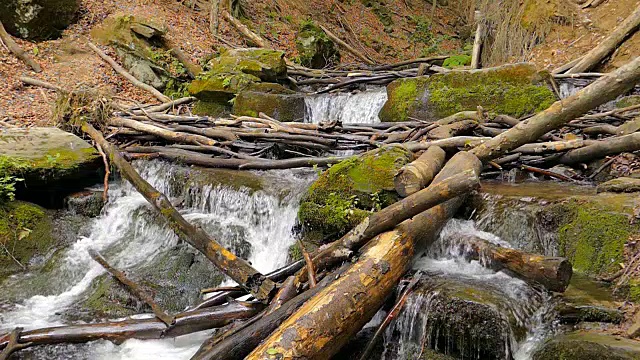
296,20,340,69
557,199,638,276
615,95,640,109
381,79,422,122
298,146,412,241
192,101,231,116
83,275,137,317
233,91,305,121
0,201,54,278
288,243,303,262
629,280,640,302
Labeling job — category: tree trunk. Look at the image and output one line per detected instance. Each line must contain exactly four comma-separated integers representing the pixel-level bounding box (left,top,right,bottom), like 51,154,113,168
394,145,446,197
221,9,267,47
568,5,640,74
560,132,640,164
470,55,640,162
81,122,276,302
471,11,485,69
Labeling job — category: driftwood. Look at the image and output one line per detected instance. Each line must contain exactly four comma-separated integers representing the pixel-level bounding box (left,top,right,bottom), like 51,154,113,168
0,302,262,352
0,21,41,72
0,328,31,360
88,42,170,102
560,133,640,164
82,122,276,302
394,145,446,197
568,5,640,74
89,249,174,325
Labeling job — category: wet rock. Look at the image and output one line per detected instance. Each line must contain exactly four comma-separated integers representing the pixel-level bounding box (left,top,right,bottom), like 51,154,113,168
0,127,101,206
598,177,640,193
295,21,340,69
0,0,79,40
379,63,556,122
559,273,623,324
0,201,55,279
533,331,640,360
233,83,305,121
298,146,413,242
65,190,105,217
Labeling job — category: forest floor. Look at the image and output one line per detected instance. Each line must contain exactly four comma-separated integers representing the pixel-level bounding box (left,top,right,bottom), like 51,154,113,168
0,0,639,126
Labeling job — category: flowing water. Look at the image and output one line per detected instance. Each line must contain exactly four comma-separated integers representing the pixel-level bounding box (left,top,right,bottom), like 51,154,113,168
303,86,387,124
0,161,315,359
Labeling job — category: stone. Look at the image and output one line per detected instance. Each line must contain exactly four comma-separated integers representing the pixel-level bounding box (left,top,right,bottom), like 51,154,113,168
598,177,640,193
0,0,79,40
615,95,640,109
295,21,340,69
298,146,413,243
533,331,640,360
379,63,556,122
0,127,102,206
233,83,305,121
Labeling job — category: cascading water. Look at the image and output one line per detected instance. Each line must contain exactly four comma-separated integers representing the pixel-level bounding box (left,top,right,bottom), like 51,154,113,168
0,160,315,359
304,86,387,124
382,219,555,360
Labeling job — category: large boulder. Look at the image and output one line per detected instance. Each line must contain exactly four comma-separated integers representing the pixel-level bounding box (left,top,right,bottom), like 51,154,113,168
298,146,413,243
0,0,79,40
233,83,305,121
295,21,340,69
533,331,640,360
379,63,556,122
0,127,102,206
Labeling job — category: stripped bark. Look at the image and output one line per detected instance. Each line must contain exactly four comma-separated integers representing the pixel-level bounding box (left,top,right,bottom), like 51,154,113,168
81,122,276,302
0,21,41,72
394,145,446,197
471,11,485,69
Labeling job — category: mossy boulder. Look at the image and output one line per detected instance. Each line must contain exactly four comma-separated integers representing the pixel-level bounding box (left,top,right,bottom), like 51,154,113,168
0,127,102,206
379,63,556,122
598,177,640,193
0,0,79,40
298,146,413,242
189,48,287,104
233,83,305,121
0,201,55,278
295,21,340,69
533,331,640,360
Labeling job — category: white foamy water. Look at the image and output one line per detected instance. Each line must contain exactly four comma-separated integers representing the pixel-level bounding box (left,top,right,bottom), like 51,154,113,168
304,87,387,124
0,160,313,359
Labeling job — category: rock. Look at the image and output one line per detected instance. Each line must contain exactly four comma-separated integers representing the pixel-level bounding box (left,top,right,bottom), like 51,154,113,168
295,21,340,69
0,0,79,40
189,48,287,103
379,63,556,122
0,201,55,278
65,190,105,217
233,83,305,121
468,182,640,277
298,146,413,242
559,273,623,324
533,331,640,360
384,275,525,360
598,178,640,193
615,95,640,109
0,127,102,206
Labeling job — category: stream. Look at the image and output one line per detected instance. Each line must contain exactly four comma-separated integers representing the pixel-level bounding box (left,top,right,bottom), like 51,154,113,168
2,88,559,359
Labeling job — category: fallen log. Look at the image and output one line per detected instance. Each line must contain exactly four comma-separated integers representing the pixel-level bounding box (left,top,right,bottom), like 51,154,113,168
568,5,640,74
559,132,640,164
82,122,276,302
0,328,30,360
0,302,262,352
470,55,640,162
109,117,222,145
394,145,446,197
0,21,41,72
221,9,267,47
318,24,375,65
450,235,572,292
428,120,479,139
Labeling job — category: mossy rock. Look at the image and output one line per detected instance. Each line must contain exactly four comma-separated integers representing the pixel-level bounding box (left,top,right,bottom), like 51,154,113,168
0,0,79,40
615,95,640,109
295,21,340,69
379,63,556,122
0,127,102,206
598,177,640,193
533,331,640,360
0,201,54,279
192,101,231,116
298,146,412,242
233,90,305,121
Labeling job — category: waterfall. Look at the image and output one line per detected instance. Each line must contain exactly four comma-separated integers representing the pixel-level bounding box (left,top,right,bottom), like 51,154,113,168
304,87,387,124
0,160,314,359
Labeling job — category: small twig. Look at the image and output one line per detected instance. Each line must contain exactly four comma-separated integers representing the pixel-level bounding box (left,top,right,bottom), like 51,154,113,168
18,76,62,92
201,286,243,294
0,327,32,360
89,249,174,326
521,164,574,182
588,157,615,180
297,240,317,288
95,143,110,202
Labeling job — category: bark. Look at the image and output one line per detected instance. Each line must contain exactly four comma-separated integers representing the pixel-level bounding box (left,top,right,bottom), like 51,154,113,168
247,152,483,360
160,37,203,78
318,25,375,65
453,235,573,292
264,276,297,316
404,136,491,152
560,133,640,164
370,56,448,71
19,76,61,91
513,139,595,154
394,145,446,197
298,240,317,287
87,42,170,103
0,328,30,360
0,302,262,352
568,5,640,74
470,55,640,162
0,21,41,72
81,122,276,302
89,250,174,325
427,120,478,139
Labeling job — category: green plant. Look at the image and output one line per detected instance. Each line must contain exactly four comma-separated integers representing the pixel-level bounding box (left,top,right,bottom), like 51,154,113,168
443,54,472,68
0,176,23,202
